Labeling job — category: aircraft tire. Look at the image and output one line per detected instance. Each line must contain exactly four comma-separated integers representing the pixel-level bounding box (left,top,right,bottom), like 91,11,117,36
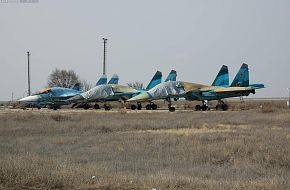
83,104,90,110
221,104,228,111
94,104,100,109
151,104,157,110
146,104,151,110
169,106,175,112
195,105,201,111
131,105,137,110
104,104,112,111
201,105,208,111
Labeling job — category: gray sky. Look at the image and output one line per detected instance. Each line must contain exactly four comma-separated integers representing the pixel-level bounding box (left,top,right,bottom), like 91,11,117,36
1,0,290,100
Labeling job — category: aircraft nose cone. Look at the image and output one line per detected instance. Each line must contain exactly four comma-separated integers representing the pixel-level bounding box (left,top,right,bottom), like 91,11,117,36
127,92,150,102
67,94,84,103
18,95,40,102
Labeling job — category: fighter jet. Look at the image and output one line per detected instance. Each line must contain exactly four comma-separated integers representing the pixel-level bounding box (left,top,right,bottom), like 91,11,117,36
127,64,264,112
130,70,177,110
18,83,82,110
67,71,164,110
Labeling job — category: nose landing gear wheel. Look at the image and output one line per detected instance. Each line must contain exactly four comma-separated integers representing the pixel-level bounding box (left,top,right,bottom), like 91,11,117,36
169,107,175,112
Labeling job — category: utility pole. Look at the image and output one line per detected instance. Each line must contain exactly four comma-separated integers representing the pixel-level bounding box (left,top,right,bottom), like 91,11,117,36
102,38,108,75
287,88,290,107
27,51,31,96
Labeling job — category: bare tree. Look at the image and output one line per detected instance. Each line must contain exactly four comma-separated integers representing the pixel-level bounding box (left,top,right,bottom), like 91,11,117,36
127,81,144,89
80,79,93,92
47,69,80,88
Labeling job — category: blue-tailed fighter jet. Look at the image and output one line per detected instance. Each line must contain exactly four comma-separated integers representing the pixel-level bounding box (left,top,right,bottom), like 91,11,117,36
127,63,264,112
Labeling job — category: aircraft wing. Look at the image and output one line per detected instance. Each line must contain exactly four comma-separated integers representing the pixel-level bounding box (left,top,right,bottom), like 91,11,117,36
187,86,255,94
111,85,138,93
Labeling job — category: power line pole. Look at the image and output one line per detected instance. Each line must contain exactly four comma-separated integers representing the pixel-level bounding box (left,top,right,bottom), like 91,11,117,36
102,38,108,75
27,51,31,96
287,88,290,107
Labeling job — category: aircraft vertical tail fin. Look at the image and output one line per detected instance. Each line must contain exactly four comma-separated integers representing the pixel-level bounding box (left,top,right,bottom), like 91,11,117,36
165,70,177,82
96,74,107,86
146,71,162,90
230,63,249,87
108,74,119,84
72,83,81,91
212,65,229,86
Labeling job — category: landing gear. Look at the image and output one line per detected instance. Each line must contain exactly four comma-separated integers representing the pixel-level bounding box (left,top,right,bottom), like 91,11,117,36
52,105,60,110
195,101,208,111
145,102,158,110
146,104,151,110
131,102,142,110
168,103,175,112
71,103,78,108
195,105,201,111
104,104,112,111
83,103,90,110
151,103,157,110
137,102,142,110
131,104,137,110
215,100,228,111
94,104,100,109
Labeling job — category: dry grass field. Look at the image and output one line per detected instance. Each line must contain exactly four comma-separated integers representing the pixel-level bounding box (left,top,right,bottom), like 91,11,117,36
0,101,290,189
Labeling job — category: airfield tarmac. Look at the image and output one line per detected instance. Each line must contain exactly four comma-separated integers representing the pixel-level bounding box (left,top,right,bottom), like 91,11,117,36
0,103,290,189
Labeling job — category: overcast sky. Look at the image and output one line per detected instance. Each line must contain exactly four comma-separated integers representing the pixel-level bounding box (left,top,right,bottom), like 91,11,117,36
0,0,290,100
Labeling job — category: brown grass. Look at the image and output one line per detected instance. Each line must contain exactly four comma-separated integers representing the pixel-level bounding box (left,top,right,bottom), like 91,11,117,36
0,102,290,189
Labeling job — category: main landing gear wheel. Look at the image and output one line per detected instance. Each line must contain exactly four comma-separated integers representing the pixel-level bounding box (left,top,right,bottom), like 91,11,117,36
51,105,61,110
131,105,137,110
146,104,151,110
145,102,157,110
151,103,157,110
83,103,90,110
104,104,112,111
195,101,208,111
216,100,228,111
195,105,201,111
94,104,100,109
216,104,228,111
